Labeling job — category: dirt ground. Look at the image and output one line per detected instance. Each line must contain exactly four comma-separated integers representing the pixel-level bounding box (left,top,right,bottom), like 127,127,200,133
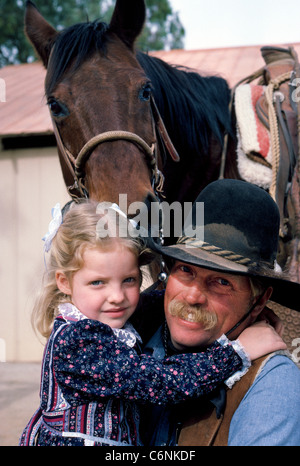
0,362,41,446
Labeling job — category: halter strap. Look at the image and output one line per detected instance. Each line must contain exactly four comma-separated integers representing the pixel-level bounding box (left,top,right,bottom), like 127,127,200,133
75,130,157,178
150,96,180,163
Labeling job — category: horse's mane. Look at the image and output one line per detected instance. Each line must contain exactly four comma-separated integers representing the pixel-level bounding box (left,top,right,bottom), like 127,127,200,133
46,20,109,95
137,52,231,156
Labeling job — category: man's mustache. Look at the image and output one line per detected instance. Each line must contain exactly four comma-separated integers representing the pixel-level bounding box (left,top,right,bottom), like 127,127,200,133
168,299,218,330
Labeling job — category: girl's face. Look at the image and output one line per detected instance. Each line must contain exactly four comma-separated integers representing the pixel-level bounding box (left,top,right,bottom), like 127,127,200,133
56,244,141,328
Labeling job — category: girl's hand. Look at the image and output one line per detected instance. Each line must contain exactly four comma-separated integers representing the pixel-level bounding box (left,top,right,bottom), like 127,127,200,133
238,321,287,361
257,306,284,337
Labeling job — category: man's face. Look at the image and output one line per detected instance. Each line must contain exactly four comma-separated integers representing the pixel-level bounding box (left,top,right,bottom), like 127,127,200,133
164,261,253,350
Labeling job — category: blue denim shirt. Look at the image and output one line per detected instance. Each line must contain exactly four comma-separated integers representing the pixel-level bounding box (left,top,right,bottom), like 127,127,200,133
143,326,300,446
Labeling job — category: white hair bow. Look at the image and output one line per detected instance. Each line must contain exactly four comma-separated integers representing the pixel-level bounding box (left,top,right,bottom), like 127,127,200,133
42,203,63,252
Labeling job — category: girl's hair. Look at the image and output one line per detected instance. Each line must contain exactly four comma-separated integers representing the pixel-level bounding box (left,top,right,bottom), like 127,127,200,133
32,200,155,339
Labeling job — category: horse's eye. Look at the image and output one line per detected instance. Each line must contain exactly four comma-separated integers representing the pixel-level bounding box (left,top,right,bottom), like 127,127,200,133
47,98,69,118
139,83,152,102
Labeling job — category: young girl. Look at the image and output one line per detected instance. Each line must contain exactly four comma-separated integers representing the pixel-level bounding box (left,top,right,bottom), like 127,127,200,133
20,200,281,446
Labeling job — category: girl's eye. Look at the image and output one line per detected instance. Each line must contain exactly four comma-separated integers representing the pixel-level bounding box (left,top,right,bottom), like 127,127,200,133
124,277,137,284
91,280,103,286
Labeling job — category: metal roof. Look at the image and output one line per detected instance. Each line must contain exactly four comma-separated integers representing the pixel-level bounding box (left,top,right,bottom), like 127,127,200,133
152,43,300,85
0,62,51,137
1,43,300,137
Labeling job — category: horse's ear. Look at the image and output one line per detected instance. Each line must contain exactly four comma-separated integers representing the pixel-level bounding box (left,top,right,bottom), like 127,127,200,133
109,0,146,49
24,1,58,68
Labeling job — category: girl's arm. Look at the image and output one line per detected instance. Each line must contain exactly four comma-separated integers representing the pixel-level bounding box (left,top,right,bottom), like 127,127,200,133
53,319,242,405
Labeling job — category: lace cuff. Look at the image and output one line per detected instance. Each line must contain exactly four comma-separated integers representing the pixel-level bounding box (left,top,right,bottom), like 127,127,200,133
217,334,251,389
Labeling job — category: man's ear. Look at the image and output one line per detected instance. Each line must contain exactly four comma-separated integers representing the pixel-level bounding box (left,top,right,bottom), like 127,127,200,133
56,271,72,296
251,287,273,320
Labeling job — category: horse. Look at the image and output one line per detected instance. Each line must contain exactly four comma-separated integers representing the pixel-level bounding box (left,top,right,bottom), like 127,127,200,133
24,0,300,284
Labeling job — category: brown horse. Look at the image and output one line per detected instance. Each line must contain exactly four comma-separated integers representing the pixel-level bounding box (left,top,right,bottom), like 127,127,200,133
24,0,300,279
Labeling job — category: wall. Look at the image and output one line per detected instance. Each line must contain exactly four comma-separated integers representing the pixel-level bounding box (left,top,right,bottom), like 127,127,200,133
0,145,70,361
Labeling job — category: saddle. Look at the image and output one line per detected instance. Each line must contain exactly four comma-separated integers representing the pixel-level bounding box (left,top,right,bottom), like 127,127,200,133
234,46,300,240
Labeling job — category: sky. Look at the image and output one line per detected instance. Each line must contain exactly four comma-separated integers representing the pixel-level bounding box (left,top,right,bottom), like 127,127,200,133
170,0,300,50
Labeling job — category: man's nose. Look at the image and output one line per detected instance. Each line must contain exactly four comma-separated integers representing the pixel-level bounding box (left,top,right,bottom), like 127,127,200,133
184,284,207,306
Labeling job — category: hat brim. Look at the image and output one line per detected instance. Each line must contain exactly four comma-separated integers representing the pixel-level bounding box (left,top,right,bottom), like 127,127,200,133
160,243,300,312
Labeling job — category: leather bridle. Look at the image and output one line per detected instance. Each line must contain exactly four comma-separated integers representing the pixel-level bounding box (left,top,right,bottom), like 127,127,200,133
51,96,180,201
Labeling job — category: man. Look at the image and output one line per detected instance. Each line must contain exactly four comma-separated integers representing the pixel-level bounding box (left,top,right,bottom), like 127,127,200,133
141,179,300,446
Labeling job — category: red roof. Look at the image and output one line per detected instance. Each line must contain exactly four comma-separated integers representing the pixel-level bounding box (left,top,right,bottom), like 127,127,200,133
152,43,300,85
1,43,300,137
0,62,51,136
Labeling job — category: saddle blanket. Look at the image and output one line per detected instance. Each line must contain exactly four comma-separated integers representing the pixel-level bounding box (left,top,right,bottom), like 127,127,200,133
235,84,273,189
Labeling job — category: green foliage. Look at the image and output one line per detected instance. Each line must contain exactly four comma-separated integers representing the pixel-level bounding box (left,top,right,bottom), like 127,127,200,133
138,0,185,52
0,0,185,67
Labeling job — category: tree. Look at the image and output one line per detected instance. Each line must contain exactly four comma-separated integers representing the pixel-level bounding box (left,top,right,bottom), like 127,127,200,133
0,0,185,67
138,0,185,51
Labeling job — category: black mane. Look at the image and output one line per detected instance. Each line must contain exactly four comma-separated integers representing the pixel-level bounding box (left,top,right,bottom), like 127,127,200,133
137,51,231,156
46,20,109,95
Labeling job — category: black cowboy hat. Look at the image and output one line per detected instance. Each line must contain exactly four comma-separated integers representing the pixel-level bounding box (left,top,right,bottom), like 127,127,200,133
157,179,300,312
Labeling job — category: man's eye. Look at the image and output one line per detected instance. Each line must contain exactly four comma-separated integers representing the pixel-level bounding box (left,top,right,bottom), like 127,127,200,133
180,265,193,274
216,278,230,286
172,264,193,277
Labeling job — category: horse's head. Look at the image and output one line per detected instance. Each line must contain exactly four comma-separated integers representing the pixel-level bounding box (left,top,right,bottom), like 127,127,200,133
25,0,163,206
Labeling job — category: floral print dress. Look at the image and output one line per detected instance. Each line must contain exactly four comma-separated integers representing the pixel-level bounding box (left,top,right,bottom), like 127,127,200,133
19,302,243,446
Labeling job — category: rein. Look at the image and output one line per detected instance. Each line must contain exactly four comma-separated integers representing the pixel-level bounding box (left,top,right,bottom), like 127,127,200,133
51,96,180,201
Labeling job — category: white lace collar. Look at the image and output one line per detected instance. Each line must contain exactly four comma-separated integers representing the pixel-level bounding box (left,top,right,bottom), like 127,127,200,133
58,302,87,322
